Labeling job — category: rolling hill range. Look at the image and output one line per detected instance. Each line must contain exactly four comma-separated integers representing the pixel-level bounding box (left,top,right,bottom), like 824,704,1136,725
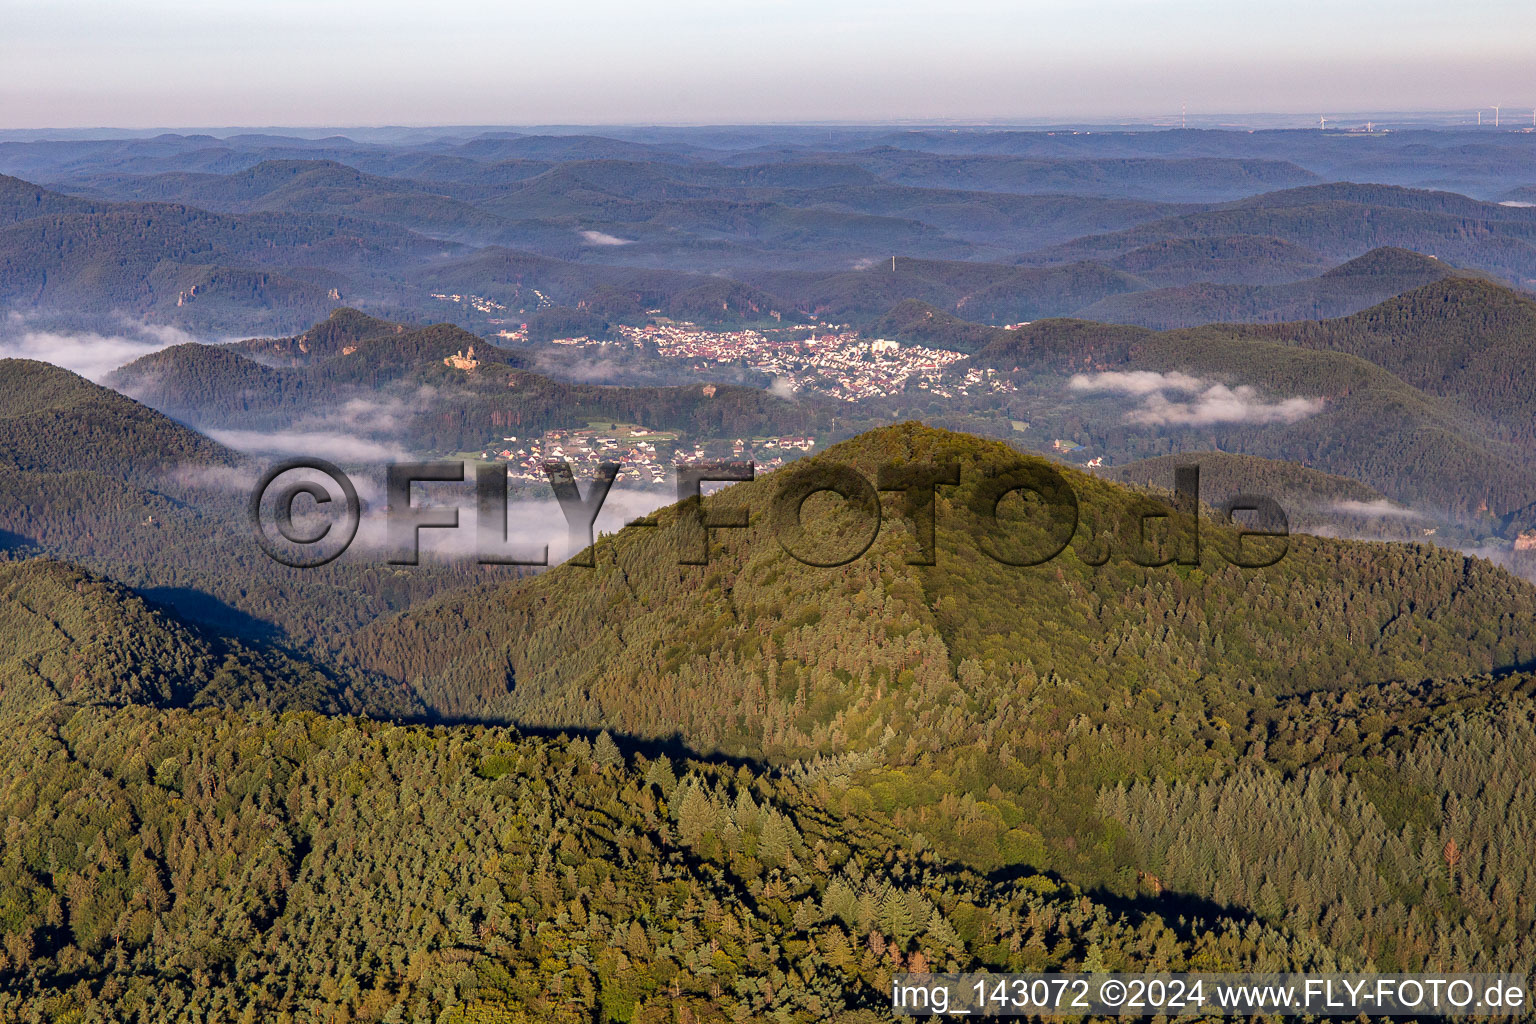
6,139,1536,338
961,280,1536,522
1019,183,1536,288
0,220,389,332
0,177,453,332
5,418,1536,1017
10,125,1536,198
1074,246,1467,328
0,358,520,645
830,151,1322,201
336,423,1536,973
36,154,1340,285
60,158,515,219
54,157,1202,271
1238,276,1536,445
740,126,1536,197
109,310,810,449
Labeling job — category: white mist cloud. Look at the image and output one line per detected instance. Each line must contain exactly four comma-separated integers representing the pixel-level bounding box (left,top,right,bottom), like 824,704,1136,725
768,376,797,399
0,322,186,382
1070,371,1324,426
195,386,439,462
1330,498,1423,520
535,352,629,384
348,476,672,567
161,463,259,494
132,322,204,347
579,229,634,246
1127,386,1324,426
207,429,408,462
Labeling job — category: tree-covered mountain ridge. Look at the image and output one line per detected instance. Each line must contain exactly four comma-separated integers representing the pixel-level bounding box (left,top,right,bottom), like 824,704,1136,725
344,423,1536,919
0,692,1345,1023
950,275,1536,522
5,423,1536,1019
0,557,416,717
107,309,810,448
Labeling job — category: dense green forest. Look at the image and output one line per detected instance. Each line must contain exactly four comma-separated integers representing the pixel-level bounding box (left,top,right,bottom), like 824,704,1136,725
0,360,236,477
0,695,1338,1022
4,423,1536,1020
333,425,1536,979
1245,277,1536,445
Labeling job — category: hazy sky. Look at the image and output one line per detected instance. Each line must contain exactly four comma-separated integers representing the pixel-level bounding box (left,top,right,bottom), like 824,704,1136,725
3,0,1533,128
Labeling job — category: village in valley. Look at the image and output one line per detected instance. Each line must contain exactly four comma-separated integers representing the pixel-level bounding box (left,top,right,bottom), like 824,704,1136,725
432,299,1034,484
605,321,1017,403
474,423,817,488
429,291,1015,403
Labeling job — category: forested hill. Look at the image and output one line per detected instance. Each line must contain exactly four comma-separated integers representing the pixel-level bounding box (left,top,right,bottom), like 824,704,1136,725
0,173,112,225
1072,246,1465,328
109,310,811,447
964,311,1536,520
863,300,1006,353
0,188,445,331
0,557,415,716
0,355,534,647
0,694,1328,1022
1018,183,1536,286
6,425,1536,1016
1241,276,1536,443
345,425,1536,892
0,359,235,476
230,305,411,365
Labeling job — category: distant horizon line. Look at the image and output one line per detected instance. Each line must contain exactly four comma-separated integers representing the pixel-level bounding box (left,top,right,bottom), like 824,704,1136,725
3,110,1533,140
